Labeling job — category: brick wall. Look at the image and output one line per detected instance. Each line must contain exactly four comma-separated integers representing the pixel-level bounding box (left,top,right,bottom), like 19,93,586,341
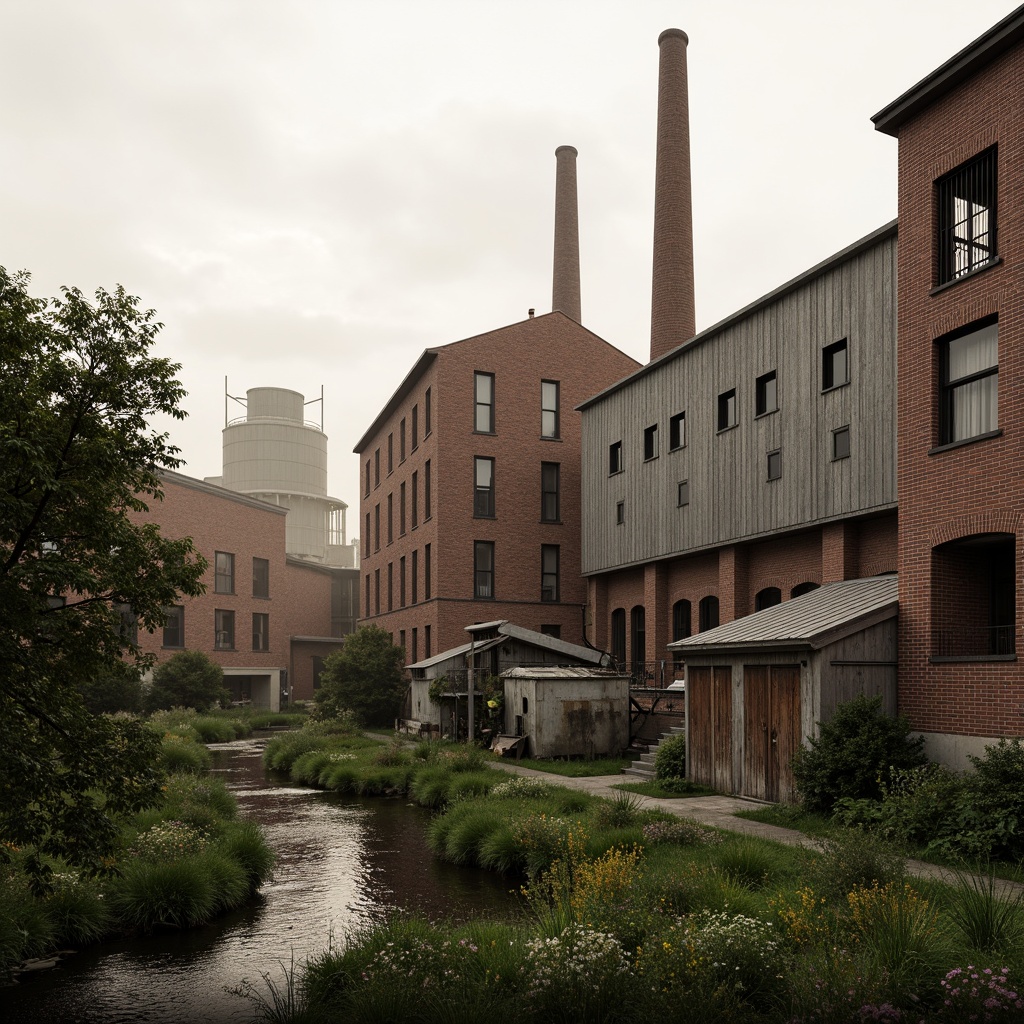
894,41,1024,740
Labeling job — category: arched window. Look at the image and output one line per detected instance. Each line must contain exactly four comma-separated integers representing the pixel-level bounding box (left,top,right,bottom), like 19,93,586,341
755,587,782,611
630,605,646,679
610,608,626,668
791,581,820,598
672,599,691,667
698,595,719,632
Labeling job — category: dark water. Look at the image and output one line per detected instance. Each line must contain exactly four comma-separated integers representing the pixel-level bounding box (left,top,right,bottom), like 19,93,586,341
2,736,518,1024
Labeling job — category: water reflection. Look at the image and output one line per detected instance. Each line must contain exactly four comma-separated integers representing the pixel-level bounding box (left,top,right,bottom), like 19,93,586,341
3,736,518,1024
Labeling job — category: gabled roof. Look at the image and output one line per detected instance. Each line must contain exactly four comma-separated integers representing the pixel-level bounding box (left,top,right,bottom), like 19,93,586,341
407,619,612,670
872,6,1024,136
669,575,898,655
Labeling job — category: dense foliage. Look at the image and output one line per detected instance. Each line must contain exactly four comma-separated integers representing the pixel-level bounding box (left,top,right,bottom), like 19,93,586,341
313,625,406,726
791,694,926,814
0,268,206,887
654,734,687,779
75,663,144,715
145,650,229,713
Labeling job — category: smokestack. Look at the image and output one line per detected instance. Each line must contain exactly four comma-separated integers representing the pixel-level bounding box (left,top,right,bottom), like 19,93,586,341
650,28,696,362
551,144,582,323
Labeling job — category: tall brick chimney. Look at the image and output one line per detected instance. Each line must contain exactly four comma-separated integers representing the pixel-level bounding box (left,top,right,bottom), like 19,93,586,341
551,144,582,323
650,28,696,362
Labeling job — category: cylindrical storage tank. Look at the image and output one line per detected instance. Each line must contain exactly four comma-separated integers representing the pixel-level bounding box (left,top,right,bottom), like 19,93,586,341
222,388,328,499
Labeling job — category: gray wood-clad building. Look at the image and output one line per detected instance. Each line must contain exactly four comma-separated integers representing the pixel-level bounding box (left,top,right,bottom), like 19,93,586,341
669,575,898,802
577,222,899,673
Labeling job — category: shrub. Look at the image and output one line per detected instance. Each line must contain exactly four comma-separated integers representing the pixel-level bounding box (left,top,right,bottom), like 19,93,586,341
76,663,144,714
804,827,906,904
654,734,686,779
145,651,229,713
791,694,926,814
640,817,723,848
313,625,405,726
960,740,1024,862
43,872,111,946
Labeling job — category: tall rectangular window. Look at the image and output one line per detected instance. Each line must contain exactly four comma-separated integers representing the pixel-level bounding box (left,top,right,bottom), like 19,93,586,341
767,449,782,481
252,612,269,651
400,482,407,535
425,624,431,657
717,389,737,431
475,372,495,433
252,557,270,598
832,426,851,460
940,319,998,444
669,411,685,450
822,339,849,390
474,456,495,517
411,627,418,663
400,418,406,462
677,480,689,506
387,493,393,544
424,387,432,435
411,405,419,450
424,459,431,519
374,569,380,615
215,609,235,650
609,440,622,474
364,512,370,557
374,504,380,551
163,606,184,648
411,550,418,604
755,370,778,415
387,433,393,475
374,448,380,487
616,500,625,525
541,462,560,522
541,380,559,438
365,573,370,616
412,471,419,528
399,556,406,608
643,423,659,460
425,543,432,599
387,562,394,611
215,551,235,594
364,460,370,497
937,147,996,285
541,545,559,602
474,541,494,599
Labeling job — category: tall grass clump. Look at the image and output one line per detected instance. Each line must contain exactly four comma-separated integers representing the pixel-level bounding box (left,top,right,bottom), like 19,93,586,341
157,732,213,774
220,820,276,890
107,858,218,931
941,865,1024,953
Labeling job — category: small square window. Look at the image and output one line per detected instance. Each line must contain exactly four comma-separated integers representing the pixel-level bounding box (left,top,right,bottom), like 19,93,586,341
669,411,685,450
677,480,689,507
609,441,622,475
755,371,778,416
832,426,851,460
822,339,849,391
643,423,658,460
615,500,625,525
767,449,782,481
717,389,737,431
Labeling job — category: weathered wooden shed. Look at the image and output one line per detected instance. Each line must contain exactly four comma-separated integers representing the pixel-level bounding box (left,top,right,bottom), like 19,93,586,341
404,620,613,739
501,666,629,758
668,575,898,803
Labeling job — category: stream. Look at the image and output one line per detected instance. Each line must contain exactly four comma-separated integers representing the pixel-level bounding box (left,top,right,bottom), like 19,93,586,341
3,735,519,1023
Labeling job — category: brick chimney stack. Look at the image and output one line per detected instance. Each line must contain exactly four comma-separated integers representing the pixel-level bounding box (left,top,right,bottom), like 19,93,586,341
551,145,582,323
650,28,696,362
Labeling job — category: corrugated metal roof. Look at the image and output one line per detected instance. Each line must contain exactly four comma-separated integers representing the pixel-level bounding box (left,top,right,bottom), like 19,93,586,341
502,666,624,680
669,575,898,654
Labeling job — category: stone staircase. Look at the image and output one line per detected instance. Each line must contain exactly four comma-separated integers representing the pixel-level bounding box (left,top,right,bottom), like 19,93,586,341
622,725,685,780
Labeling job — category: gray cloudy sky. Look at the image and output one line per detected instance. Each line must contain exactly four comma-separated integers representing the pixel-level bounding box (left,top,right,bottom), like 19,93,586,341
3,0,1017,532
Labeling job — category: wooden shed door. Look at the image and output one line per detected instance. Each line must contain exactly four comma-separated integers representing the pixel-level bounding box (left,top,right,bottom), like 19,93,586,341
743,665,801,803
688,666,733,792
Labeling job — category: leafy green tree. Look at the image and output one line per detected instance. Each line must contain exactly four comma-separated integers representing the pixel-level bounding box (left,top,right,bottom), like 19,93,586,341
791,694,927,814
145,650,228,712
314,625,406,726
0,267,207,888
75,663,144,715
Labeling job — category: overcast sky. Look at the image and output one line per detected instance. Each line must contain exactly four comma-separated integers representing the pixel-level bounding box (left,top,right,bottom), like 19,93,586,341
3,0,1017,535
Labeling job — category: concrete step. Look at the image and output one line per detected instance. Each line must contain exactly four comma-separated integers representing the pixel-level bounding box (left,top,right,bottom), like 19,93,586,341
622,766,656,779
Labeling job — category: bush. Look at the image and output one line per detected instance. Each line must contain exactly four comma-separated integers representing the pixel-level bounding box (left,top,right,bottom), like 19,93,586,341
145,651,229,713
791,694,926,814
961,739,1024,861
76,663,144,714
313,625,406,726
804,827,906,904
654,734,686,779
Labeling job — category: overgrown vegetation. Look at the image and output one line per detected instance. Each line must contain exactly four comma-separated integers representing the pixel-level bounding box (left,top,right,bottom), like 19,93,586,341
313,625,406,725
1,728,273,979
791,694,927,813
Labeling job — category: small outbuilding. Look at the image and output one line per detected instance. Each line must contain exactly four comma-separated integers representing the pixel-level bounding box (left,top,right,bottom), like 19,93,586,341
501,666,629,759
668,575,898,803
404,620,614,740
